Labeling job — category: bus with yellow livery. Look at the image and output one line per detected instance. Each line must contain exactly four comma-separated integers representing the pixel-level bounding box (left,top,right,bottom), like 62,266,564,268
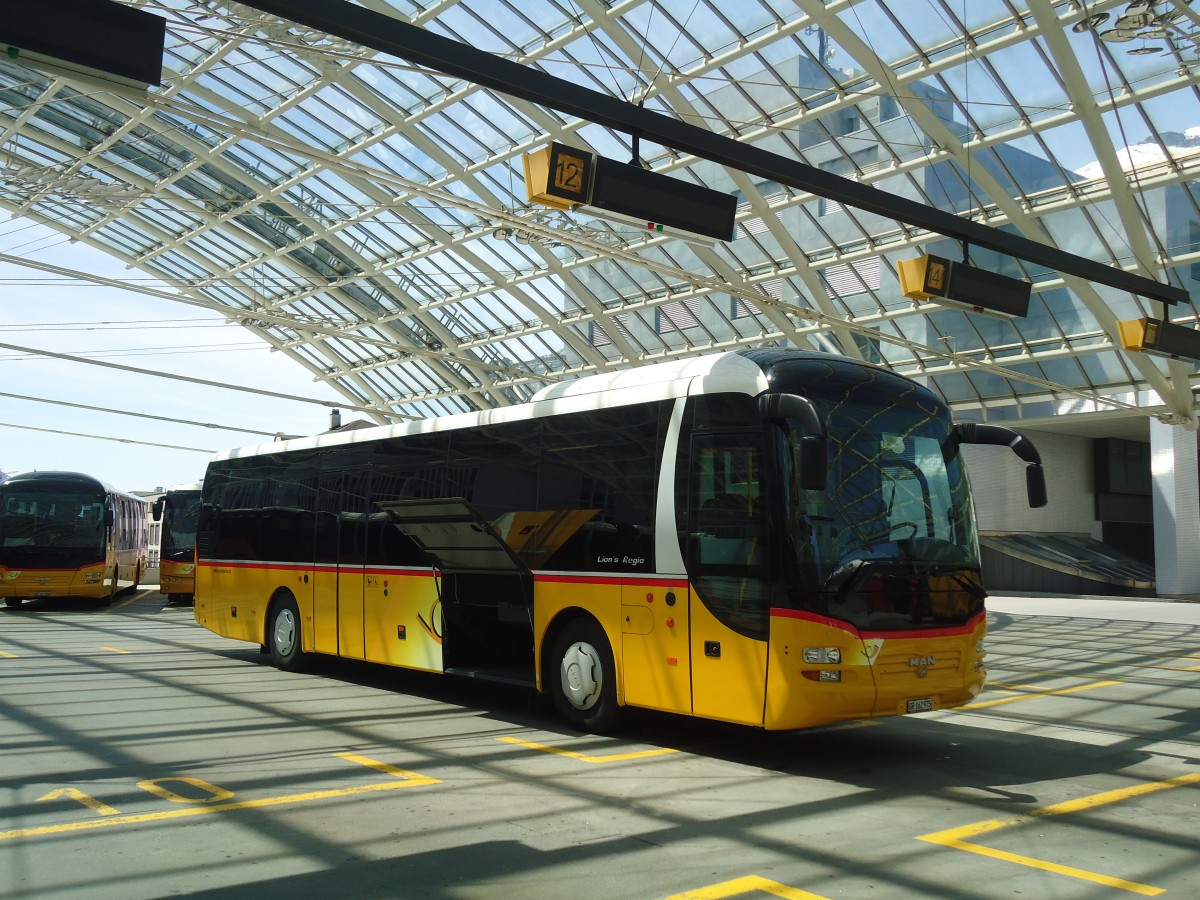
194,349,1045,732
1,471,148,608
153,482,202,604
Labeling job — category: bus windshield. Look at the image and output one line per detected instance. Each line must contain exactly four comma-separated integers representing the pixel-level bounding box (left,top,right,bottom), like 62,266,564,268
774,366,980,627
162,492,202,559
0,485,108,557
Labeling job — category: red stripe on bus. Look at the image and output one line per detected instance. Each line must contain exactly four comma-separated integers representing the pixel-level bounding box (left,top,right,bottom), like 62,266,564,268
860,611,985,640
362,566,439,578
197,560,689,590
535,573,689,588
770,608,985,639
770,608,859,635
0,565,98,573
197,560,438,577
197,560,302,572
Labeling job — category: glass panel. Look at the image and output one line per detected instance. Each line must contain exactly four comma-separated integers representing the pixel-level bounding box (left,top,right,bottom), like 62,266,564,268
690,432,770,637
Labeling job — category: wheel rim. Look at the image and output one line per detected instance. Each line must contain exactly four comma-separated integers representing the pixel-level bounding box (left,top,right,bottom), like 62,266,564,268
559,640,602,711
274,608,297,657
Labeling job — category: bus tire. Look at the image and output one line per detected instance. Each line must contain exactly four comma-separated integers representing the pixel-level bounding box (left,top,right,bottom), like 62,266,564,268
268,594,307,672
548,617,619,734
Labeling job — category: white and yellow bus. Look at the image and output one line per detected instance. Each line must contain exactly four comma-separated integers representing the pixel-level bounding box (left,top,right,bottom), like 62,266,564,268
194,349,1045,731
153,482,202,604
0,471,148,608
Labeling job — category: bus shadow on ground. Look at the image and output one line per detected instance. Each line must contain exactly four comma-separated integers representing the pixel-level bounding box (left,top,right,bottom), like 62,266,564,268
0,587,163,614
209,643,1157,799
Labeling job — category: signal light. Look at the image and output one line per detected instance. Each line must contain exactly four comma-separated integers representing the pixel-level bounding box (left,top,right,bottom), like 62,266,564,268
802,647,842,664
802,670,843,682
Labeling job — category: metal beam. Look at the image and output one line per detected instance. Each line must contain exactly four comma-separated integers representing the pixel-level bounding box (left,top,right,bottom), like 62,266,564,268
238,0,1187,306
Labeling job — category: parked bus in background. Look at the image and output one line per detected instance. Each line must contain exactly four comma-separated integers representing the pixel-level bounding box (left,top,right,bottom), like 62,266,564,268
194,349,1045,732
153,482,202,605
0,471,148,608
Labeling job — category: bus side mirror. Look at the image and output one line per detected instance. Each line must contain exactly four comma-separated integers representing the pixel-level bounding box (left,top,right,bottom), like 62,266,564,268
796,437,827,492
1026,465,1047,509
152,497,164,521
104,507,115,528
759,393,828,491
953,422,1047,509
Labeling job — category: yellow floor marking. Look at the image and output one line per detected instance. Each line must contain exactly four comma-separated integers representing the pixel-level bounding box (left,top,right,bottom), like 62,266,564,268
37,788,120,817
497,735,678,763
138,777,234,804
662,874,829,899
0,754,439,843
334,752,431,778
985,681,1043,691
0,650,16,659
97,646,131,654
918,773,1200,896
1095,660,1200,672
962,679,1119,710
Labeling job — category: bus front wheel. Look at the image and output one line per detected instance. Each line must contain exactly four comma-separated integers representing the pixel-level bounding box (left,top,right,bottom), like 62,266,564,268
548,617,619,733
268,595,307,671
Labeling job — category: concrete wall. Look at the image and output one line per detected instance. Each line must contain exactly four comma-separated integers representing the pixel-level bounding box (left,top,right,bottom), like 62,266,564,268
963,429,1099,537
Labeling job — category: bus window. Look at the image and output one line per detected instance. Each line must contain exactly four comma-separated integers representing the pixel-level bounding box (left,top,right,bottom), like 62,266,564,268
689,434,770,637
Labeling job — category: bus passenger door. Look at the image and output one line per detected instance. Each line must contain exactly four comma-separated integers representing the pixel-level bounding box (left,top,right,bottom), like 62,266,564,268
686,434,769,726
313,472,367,659
313,474,341,655
337,473,368,660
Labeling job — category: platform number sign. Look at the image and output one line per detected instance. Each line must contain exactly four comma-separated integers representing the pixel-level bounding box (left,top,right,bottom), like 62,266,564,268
926,258,948,293
547,143,593,205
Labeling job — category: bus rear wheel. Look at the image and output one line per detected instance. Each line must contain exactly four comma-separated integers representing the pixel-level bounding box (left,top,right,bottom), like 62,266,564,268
548,617,619,733
268,595,307,671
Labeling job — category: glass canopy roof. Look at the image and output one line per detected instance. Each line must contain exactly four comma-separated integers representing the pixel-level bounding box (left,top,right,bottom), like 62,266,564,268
2,0,1199,432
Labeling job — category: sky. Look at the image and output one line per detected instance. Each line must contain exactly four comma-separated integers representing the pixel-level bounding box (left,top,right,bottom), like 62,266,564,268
0,216,350,495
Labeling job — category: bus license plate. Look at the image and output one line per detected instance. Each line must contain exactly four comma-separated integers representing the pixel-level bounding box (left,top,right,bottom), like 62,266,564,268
906,698,933,713
36,591,51,598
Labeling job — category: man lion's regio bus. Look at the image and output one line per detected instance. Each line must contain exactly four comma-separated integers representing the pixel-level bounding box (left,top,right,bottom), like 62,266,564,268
194,349,1045,731
153,483,202,604
0,471,148,608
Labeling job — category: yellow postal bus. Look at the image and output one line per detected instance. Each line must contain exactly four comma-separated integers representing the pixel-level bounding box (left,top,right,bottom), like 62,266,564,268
194,349,1045,731
1,471,148,607
153,482,202,604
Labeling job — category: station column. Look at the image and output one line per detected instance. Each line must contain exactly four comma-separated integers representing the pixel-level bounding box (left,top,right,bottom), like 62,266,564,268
1150,418,1200,598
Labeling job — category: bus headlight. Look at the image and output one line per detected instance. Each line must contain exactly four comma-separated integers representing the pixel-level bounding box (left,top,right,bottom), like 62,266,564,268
803,647,841,664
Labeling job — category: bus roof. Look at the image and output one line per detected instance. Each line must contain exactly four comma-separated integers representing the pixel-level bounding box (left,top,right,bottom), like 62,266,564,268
213,350,770,463
0,470,143,501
